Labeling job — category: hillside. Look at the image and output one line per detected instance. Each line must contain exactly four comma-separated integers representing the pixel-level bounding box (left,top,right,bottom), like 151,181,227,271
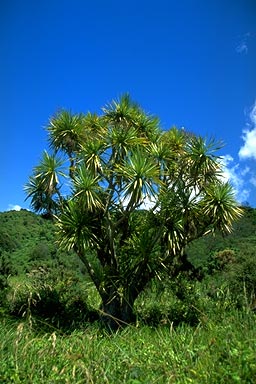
0,209,82,275
1,206,256,276
187,206,256,269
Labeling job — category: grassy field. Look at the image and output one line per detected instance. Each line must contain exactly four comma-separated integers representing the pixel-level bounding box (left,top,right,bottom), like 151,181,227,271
1,307,255,384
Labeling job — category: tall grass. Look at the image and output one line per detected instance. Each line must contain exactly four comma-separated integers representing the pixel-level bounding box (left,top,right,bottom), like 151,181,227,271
1,264,256,383
1,308,255,383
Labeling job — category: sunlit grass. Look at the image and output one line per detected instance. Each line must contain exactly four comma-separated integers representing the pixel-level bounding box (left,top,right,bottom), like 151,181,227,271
1,309,255,383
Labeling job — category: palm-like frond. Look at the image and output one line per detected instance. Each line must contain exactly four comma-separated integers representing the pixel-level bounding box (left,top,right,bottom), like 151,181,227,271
24,151,65,215
117,149,160,209
82,112,106,139
133,113,160,142
164,216,184,256
201,182,243,234
47,110,85,155
56,200,98,251
157,187,187,255
149,140,174,178
72,165,103,211
24,175,59,215
24,175,42,200
108,126,146,163
186,136,223,186
102,94,140,127
119,225,160,280
80,139,106,176
162,127,187,155
34,151,66,194
159,128,188,180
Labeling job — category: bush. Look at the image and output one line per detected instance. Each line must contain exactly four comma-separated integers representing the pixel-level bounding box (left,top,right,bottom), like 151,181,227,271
0,253,17,308
227,250,256,309
0,230,19,253
135,276,203,326
210,249,236,271
0,252,17,277
6,267,94,330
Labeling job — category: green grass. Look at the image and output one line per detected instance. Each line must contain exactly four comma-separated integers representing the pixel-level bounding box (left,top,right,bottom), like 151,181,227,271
1,309,255,383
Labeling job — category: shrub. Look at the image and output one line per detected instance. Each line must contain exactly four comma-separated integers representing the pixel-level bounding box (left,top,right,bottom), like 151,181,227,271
0,253,17,308
227,250,256,309
6,267,93,330
135,276,203,326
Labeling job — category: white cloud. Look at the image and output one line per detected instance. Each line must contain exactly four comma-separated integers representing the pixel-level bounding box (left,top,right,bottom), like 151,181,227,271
236,42,248,54
221,154,233,168
239,129,256,160
220,155,250,203
236,33,251,55
8,204,22,211
250,176,256,187
239,101,256,160
240,166,250,177
220,99,256,206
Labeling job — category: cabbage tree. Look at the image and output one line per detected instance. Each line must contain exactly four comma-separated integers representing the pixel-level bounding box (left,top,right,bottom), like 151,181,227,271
25,95,242,328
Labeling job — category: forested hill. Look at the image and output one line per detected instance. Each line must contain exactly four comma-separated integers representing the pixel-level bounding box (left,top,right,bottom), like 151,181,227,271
0,209,81,274
0,207,256,274
187,206,256,269
0,209,55,253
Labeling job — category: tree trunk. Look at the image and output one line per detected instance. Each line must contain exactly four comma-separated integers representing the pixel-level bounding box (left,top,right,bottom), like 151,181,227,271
101,291,122,330
100,289,137,330
120,298,136,325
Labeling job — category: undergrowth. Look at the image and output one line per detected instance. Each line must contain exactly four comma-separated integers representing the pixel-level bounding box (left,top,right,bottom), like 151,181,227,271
0,307,255,383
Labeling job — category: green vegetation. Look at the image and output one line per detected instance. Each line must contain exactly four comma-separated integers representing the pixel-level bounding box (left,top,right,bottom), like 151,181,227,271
0,207,256,382
1,310,256,383
0,209,83,275
24,95,242,328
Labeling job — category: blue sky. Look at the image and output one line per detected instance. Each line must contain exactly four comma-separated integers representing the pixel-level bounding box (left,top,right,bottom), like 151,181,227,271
1,0,256,211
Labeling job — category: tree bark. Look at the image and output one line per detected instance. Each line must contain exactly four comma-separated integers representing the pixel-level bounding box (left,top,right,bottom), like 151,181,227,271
100,289,137,330
101,291,122,330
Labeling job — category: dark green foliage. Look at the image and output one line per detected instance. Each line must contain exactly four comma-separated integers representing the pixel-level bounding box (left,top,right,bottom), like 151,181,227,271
0,229,19,253
208,249,256,309
7,266,96,331
0,253,17,307
187,206,256,266
0,252,17,277
186,206,256,304
0,209,92,326
136,276,203,326
0,209,84,275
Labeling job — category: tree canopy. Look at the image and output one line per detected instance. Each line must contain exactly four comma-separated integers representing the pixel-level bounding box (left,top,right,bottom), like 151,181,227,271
25,94,242,328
